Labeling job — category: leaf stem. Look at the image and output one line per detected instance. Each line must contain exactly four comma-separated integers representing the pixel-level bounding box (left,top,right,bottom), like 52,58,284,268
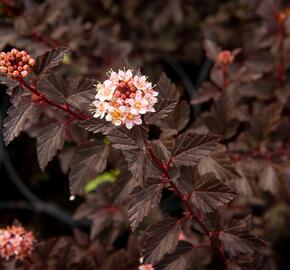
147,144,227,264
17,78,89,121
222,64,229,89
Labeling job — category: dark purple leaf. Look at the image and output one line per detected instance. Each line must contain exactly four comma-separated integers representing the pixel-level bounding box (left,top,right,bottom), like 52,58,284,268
67,77,96,111
219,219,266,257
128,179,163,231
37,122,65,171
123,148,148,184
105,127,139,150
171,132,220,167
33,47,70,77
80,118,113,134
190,173,237,213
191,82,221,105
69,140,110,195
155,241,193,270
37,72,68,103
159,101,190,136
198,145,240,181
249,102,282,142
143,217,183,263
144,99,178,125
156,73,180,100
202,94,239,139
3,96,36,145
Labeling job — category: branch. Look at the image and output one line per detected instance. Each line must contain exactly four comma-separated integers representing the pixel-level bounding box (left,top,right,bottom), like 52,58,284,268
147,144,227,264
18,78,90,121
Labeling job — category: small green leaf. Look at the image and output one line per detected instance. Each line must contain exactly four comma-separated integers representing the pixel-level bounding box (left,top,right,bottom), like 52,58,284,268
84,169,120,193
103,136,111,145
62,54,71,65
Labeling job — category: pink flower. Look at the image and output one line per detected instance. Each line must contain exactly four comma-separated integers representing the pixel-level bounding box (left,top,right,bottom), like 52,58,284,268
0,225,35,260
217,50,234,65
91,69,158,129
138,264,155,270
178,231,186,241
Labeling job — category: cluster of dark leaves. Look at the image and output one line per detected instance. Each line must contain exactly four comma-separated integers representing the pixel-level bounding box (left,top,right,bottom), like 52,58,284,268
0,0,219,79
2,0,290,269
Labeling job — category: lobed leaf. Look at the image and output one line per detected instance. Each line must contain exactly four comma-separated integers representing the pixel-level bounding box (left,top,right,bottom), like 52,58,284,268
202,94,239,139
67,77,96,111
156,73,180,100
189,173,237,213
3,96,36,145
171,132,220,167
37,72,68,103
80,118,113,134
128,179,163,231
249,102,282,142
104,126,143,150
144,98,178,125
198,145,240,181
143,217,183,263
37,122,65,171
123,148,148,184
159,100,190,137
155,241,193,270
219,219,266,257
69,140,110,195
33,47,70,77
191,82,220,105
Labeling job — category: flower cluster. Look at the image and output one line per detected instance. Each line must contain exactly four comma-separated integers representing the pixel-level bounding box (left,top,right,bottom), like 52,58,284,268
217,50,234,65
91,69,158,129
0,48,36,79
138,264,155,270
0,226,35,260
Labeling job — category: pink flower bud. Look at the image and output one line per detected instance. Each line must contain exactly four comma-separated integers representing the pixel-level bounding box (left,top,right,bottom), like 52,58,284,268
0,226,35,260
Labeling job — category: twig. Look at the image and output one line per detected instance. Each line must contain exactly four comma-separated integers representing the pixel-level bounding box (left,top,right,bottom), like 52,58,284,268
147,144,227,265
18,78,90,121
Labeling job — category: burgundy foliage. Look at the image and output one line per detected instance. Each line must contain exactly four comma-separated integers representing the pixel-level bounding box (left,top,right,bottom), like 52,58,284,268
1,0,290,269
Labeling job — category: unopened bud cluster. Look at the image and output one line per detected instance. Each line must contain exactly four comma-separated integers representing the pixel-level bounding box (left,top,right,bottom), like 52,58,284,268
139,264,155,270
217,50,234,65
0,49,36,79
0,226,35,260
92,69,158,129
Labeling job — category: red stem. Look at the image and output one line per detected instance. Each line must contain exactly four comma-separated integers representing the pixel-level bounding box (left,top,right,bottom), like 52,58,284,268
17,78,90,121
222,64,229,89
147,144,227,264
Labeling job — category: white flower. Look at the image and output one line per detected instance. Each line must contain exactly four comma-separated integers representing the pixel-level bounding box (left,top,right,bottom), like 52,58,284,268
91,68,158,129
117,69,133,82
95,80,115,101
124,114,142,129
105,108,122,126
128,91,149,115
92,100,108,119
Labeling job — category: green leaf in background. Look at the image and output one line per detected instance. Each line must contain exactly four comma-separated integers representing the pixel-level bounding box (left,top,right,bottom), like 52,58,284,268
103,136,111,145
62,54,71,65
84,169,119,193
